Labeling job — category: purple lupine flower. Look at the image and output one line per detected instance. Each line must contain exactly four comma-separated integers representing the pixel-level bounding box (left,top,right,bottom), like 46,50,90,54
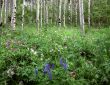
43,64,50,74
35,68,38,75
43,63,54,80
60,57,68,70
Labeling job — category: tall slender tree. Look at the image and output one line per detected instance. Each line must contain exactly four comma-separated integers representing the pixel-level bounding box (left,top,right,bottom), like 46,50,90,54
63,0,67,27
68,0,72,25
43,0,46,26
50,0,53,24
1,0,4,26
45,0,49,26
11,0,16,30
4,0,8,24
22,0,25,30
75,0,78,26
0,0,2,25
58,0,62,27
79,0,85,34
36,0,40,30
40,0,43,27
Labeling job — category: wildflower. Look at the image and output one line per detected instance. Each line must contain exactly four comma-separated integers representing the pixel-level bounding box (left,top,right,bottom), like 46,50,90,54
43,64,50,74
43,63,54,80
7,68,15,78
60,57,68,70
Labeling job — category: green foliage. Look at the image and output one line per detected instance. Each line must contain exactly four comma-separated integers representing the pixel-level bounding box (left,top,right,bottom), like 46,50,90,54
0,27,110,85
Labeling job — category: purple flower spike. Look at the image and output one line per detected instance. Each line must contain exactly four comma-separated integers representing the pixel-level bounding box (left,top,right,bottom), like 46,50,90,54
43,64,50,73
43,63,54,80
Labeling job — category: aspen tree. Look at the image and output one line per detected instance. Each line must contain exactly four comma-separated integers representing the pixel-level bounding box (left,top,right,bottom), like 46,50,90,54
43,0,46,25
45,0,49,26
40,0,43,28
4,0,8,24
1,0,4,25
68,0,72,24
0,0,2,25
63,0,67,27
36,0,40,30
11,0,16,30
58,0,62,27
79,0,85,34
75,0,78,26
70,0,73,24
22,0,25,30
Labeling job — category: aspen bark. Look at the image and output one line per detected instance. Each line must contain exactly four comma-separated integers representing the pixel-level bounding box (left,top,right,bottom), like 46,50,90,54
58,0,62,27
22,0,25,30
43,0,46,25
75,0,78,26
63,0,67,27
0,0,2,25
36,0,40,30
4,0,8,24
11,0,16,30
68,0,72,24
45,0,48,26
40,0,42,27
1,0,4,25
79,0,85,34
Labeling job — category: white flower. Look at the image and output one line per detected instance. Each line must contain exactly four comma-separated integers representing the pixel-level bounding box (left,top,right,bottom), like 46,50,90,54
50,49,54,52
7,68,15,78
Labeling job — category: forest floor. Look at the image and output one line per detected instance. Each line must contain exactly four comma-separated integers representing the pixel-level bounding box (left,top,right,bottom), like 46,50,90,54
1,26,110,85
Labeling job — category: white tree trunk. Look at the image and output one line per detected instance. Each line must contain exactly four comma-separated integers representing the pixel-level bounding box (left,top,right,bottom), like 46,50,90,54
63,0,67,27
88,0,91,28
40,0,43,28
58,0,62,27
79,0,85,34
43,0,46,25
0,0,2,25
36,0,40,30
45,0,48,26
11,0,16,30
68,0,72,24
1,0,4,25
75,0,78,26
22,0,25,30
4,0,7,24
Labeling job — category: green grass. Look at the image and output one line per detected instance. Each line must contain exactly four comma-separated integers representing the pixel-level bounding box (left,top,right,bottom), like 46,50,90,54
0,26,110,85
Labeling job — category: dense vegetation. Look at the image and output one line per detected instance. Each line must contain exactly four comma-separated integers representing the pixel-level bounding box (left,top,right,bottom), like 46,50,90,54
1,26,110,85
0,0,110,85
